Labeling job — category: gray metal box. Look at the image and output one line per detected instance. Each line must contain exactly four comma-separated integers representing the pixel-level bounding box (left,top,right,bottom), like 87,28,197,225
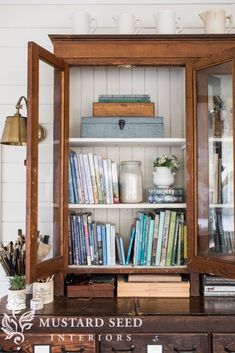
81,117,164,138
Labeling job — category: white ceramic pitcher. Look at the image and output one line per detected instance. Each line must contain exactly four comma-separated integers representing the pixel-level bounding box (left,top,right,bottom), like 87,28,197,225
199,9,232,34
71,11,97,34
113,13,142,34
154,10,183,34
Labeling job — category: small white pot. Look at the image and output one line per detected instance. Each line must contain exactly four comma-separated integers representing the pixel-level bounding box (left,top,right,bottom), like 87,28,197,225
153,167,175,188
33,279,54,305
7,288,26,311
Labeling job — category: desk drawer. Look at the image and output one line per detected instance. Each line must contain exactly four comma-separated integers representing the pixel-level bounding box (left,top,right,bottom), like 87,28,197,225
0,333,96,353
213,334,235,353
99,333,208,353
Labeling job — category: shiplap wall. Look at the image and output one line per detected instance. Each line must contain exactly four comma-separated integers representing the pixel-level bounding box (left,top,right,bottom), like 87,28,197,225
0,0,235,297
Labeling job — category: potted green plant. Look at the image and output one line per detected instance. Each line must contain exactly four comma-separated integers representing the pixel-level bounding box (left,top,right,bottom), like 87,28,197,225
152,154,179,188
7,275,26,311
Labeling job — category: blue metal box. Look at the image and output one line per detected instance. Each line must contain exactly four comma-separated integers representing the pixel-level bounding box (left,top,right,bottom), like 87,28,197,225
81,117,164,138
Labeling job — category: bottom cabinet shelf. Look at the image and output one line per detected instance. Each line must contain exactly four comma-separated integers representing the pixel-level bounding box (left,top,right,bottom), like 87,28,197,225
67,265,188,274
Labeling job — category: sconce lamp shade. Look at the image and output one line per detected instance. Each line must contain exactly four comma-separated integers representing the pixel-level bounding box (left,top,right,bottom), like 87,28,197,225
1,96,46,145
1,114,27,146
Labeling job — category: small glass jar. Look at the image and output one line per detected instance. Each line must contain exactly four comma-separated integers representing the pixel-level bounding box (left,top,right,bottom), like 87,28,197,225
119,161,143,203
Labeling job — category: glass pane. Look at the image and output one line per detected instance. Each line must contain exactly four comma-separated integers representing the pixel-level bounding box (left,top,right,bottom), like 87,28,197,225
197,61,234,260
37,60,61,263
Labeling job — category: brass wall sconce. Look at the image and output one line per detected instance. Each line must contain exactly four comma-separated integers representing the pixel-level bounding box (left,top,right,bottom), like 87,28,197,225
1,96,46,145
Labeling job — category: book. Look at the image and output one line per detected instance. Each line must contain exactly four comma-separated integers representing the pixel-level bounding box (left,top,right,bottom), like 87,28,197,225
93,155,103,203
146,217,155,266
160,210,171,266
98,94,151,103
83,154,94,204
148,187,184,196
165,211,177,266
126,226,135,265
128,274,182,282
148,195,183,203
111,162,119,204
103,159,111,204
151,213,159,266
88,153,99,204
120,236,126,265
155,211,165,266
116,235,123,265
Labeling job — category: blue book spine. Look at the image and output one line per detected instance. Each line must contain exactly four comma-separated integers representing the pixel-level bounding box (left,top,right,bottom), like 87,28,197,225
75,215,83,265
87,214,94,265
101,225,107,266
140,215,148,266
137,212,144,265
119,236,125,265
79,215,87,265
68,155,75,204
71,152,79,204
126,226,136,265
72,215,79,265
146,218,155,266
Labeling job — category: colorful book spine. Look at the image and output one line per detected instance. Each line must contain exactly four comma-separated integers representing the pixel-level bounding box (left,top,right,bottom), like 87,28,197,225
101,224,107,266
165,211,177,266
146,218,155,266
83,154,94,204
160,210,171,266
126,226,135,265
155,211,165,266
96,223,103,265
93,155,103,203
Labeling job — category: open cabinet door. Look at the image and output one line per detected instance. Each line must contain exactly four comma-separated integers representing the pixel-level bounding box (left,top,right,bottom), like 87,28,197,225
187,46,235,278
26,42,69,283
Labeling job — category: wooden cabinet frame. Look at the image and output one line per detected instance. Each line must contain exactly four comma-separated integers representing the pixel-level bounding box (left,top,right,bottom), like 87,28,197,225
26,35,235,295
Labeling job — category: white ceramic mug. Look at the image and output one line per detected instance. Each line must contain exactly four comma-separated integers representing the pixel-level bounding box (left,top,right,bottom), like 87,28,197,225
71,11,97,34
113,13,142,34
155,10,183,34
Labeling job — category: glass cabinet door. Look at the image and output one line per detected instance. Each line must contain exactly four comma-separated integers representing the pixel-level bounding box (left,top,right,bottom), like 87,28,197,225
188,49,235,277
26,42,69,283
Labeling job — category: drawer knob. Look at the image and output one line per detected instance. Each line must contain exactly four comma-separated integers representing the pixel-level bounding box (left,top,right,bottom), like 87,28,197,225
225,347,235,353
112,345,135,352
61,346,84,353
174,345,197,352
0,348,21,353
118,119,125,130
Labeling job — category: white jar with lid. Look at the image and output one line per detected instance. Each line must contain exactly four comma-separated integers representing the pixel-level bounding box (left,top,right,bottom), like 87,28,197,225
119,161,143,203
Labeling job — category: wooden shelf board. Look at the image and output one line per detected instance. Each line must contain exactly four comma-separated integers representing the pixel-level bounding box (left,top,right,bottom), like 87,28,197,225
67,265,188,274
69,137,186,147
69,203,186,209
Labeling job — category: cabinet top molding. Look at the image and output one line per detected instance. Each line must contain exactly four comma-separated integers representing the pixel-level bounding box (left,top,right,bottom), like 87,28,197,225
49,34,235,66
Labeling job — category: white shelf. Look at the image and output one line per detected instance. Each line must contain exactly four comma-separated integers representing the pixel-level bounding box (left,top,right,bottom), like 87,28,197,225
209,137,233,143
69,203,186,209
210,204,233,208
69,137,186,147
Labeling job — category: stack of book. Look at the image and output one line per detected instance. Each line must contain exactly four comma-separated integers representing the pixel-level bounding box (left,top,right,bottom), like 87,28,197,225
69,150,119,204
208,209,234,254
117,274,190,297
68,213,118,266
148,187,184,204
202,274,235,297
93,94,155,117
126,210,187,267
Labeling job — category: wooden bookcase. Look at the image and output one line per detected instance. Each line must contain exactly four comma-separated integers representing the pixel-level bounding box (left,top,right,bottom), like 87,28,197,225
25,35,235,297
